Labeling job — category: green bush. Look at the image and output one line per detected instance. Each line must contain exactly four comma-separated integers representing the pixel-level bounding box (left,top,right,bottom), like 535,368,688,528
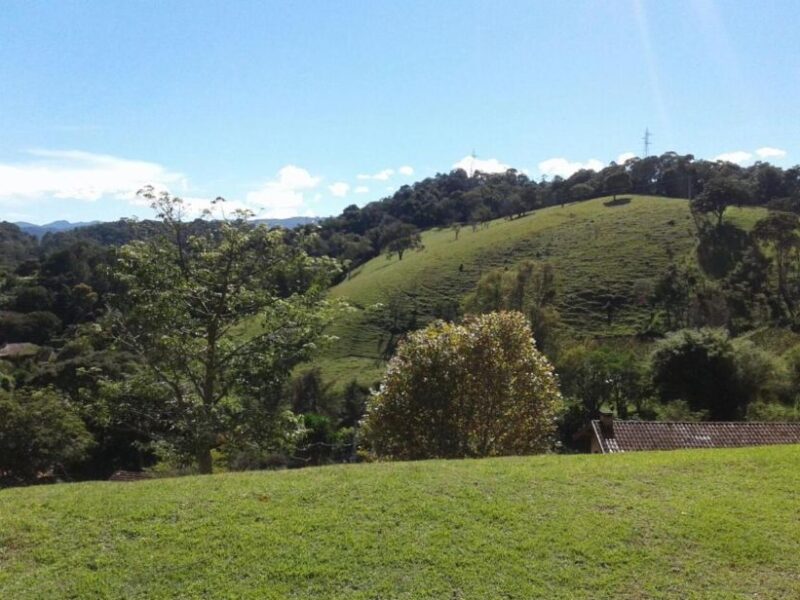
0,387,93,482
363,311,563,460
746,401,800,422
557,343,646,419
650,328,785,420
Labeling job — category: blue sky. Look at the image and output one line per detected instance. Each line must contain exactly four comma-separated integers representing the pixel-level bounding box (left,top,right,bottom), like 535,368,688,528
1,0,798,223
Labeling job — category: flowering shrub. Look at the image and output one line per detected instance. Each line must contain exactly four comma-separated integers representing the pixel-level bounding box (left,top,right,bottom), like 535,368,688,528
362,311,562,459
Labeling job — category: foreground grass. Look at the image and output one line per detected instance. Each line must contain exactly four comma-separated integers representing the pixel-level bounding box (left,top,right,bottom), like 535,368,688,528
320,196,764,387
2,445,799,599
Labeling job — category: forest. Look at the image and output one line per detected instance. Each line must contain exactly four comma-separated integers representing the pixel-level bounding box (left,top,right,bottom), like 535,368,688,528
2,152,800,485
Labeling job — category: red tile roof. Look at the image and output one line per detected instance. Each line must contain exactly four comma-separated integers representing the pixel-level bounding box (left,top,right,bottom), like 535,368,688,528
591,419,800,454
108,470,153,482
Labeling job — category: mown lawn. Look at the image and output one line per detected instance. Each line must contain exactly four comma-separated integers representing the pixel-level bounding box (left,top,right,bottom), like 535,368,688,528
319,195,764,387
2,445,799,599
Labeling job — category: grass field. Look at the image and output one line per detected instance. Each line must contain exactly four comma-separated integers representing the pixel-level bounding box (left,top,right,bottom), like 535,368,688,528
1,445,799,599
320,196,764,387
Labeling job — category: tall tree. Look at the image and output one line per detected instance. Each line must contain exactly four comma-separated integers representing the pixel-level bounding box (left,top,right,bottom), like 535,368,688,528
753,211,800,318
692,176,752,227
111,189,340,473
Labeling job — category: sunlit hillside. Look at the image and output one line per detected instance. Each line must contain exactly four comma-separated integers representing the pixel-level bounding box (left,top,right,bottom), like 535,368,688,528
321,195,765,387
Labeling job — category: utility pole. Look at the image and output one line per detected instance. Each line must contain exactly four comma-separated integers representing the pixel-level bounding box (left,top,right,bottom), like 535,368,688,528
642,128,652,157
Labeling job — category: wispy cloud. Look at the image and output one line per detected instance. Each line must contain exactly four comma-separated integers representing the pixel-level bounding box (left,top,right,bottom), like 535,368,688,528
357,168,394,181
617,152,637,164
244,165,322,218
755,147,787,159
357,165,414,181
537,157,603,178
354,186,370,194
713,147,788,165
714,151,753,165
0,149,186,203
328,182,350,198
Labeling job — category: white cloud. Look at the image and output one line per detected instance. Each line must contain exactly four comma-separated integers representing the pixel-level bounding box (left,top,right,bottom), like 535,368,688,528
617,152,637,164
0,149,186,204
714,151,753,165
245,165,322,219
452,155,511,175
328,182,350,197
755,147,787,159
537,157,604,178
354,186,369,194
357,168,395,181
398,165,414,176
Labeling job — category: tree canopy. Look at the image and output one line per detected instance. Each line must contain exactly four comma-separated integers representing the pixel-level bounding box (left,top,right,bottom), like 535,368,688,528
110,190,342,473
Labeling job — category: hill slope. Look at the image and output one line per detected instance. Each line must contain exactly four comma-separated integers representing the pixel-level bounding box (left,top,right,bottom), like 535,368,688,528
322,195,763,386
1,446,799,598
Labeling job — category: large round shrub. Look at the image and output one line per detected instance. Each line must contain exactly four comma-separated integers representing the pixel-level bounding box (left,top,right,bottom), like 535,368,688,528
362,311,562,459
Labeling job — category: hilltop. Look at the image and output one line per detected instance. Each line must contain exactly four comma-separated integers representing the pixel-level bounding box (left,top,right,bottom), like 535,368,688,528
1,445,798,599
320,195,765,387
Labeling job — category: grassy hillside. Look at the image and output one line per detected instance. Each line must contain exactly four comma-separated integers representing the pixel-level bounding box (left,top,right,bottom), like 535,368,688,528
321,196,764,387
2,446,799,598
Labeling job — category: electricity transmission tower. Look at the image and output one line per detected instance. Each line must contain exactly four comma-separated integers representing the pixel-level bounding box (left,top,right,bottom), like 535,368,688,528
642,128,653,157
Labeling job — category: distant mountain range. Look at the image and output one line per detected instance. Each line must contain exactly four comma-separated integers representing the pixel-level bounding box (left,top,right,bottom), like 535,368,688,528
14,220,102,237
14,216,319,238
252,216,320,229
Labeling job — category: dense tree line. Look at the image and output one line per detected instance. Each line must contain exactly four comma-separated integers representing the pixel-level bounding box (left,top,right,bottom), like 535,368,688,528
308,153,800,273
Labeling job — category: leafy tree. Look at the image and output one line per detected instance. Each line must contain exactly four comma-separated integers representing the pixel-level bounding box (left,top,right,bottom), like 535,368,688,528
368,294,419,359
753,211,800,318
723,245,771,332
469,205,492,231
557,345,645,419
569,182,594,202
0,223,37,270
650,264,696,330
362,311,562,459
603,170,632,200
0,310,62,344
110,189,340,473
10,285,53,313
692,176,752,227
289,367,337,416
451,223,462,240
464,261,561,356
382,224,423,260
650,328,774,420
339,379,370,428
0,387,93,482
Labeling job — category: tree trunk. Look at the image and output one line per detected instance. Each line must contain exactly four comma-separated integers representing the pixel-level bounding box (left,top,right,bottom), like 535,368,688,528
197,445,213,474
